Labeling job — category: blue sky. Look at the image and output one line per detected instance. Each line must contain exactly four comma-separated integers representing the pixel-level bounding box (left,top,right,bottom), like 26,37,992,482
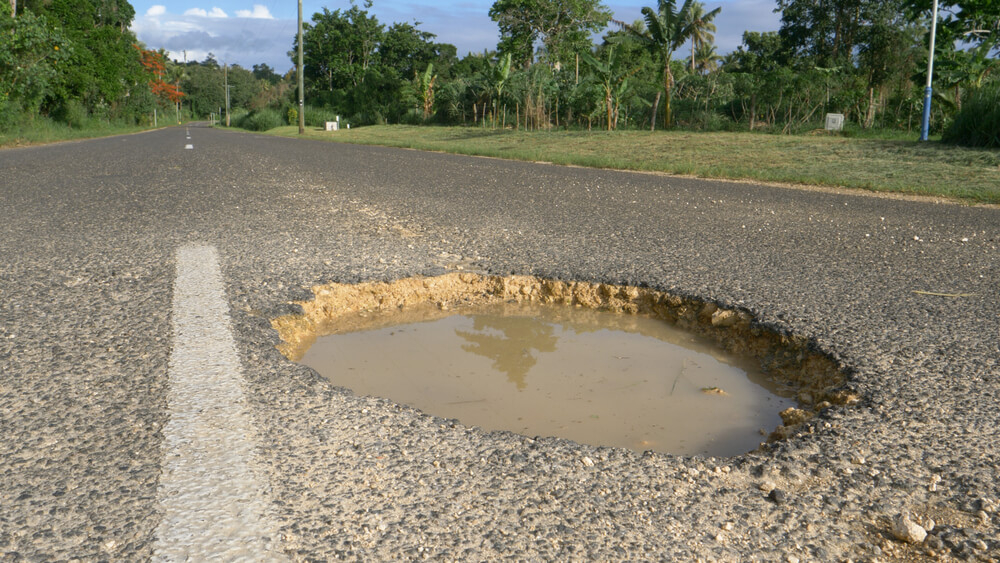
130,0,782,72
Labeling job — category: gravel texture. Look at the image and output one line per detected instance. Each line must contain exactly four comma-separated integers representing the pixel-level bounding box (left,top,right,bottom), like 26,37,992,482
1,124,998,561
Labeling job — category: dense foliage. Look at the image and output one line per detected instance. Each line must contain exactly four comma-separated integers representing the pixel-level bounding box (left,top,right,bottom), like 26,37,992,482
272,0,997,140
943,81,1000,147
2,0,997,145
2,0,161,130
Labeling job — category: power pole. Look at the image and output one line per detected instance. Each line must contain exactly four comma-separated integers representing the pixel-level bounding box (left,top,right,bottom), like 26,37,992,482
225,63,231,127
297,0,305,135
920,0,940,141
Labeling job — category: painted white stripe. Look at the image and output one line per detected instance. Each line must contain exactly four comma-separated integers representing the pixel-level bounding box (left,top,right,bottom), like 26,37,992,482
185,144,193,149
154,245,283,561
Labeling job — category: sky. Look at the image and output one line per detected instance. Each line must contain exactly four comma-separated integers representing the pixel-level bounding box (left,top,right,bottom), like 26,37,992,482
130,0,782,72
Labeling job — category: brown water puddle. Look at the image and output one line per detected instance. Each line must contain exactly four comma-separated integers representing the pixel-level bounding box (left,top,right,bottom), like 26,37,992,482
300,302,797,456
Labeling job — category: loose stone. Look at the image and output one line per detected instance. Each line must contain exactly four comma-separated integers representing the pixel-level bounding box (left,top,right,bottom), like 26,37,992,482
891,513,927,544
758,481,777,494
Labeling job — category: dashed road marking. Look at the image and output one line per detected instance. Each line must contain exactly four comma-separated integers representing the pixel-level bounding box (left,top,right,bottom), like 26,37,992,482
185,144,193,149
153,245,283,561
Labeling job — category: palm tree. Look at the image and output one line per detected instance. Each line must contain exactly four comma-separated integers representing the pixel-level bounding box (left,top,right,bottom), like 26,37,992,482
691,42,722,74
617,0,720,129
684,2,720,72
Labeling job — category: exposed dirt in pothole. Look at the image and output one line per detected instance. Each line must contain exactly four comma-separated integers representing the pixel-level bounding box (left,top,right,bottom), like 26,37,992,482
272,273,858,443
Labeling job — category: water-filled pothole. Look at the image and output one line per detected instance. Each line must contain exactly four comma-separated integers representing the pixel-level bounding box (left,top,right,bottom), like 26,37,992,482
273,274,856,456
300,302,796,456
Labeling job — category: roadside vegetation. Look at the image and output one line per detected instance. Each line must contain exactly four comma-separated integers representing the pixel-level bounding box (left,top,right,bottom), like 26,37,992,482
222,0,999,146
4,0,998,198
0,3,184,147
0,120,155,148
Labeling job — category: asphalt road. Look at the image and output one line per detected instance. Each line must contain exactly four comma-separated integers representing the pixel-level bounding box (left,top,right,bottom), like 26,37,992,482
1,124,998,561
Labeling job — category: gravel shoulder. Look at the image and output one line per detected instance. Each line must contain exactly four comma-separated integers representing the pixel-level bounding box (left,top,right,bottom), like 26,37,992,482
1,125,997,561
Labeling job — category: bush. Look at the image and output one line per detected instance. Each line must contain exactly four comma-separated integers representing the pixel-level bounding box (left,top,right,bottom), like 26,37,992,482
227,108,249,125
943,82,1000,148
0,98,25,132
53,99,89,129
399,108,426,125
303,105,340,128
238,108,283,131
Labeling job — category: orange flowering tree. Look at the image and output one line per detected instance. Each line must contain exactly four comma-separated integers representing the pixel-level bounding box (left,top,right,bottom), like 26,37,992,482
136,46,184,105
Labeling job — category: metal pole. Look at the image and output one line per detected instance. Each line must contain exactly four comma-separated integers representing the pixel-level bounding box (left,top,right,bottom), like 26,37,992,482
297,0,305,135
920,0,939,141
225,64,231,127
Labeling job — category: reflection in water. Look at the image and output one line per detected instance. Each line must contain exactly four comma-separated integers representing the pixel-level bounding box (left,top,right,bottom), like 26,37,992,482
456,316,558,390
300,302,798,456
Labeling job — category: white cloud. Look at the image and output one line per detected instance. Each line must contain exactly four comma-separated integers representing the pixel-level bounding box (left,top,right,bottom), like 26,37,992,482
235,5,274,20
145,5,166,16
184,7,228,18
132,5,295,70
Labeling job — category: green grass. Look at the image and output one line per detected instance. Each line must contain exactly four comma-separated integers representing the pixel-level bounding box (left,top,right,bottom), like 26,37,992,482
0,119,163,148
264,124,1000,205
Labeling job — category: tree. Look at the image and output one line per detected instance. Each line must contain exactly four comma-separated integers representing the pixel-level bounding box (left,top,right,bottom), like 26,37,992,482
21,0,145,106
418,63,436,120
225,64,262,110
904,0,1000,51
856,1,918,127
684,1,719,72
252,63,281,85
136,47,184,107
618,0,719,128
691,42,722,74
581,45,642,129
488,52,513,125
180,63,224,117
489,0,612,67
724,31,789,129
0,10,69,117
380,22,455,81
298,4,383,92
775,0,865,67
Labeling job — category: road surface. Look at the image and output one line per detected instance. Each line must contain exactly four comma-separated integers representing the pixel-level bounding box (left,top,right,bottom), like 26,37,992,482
1,124,998,560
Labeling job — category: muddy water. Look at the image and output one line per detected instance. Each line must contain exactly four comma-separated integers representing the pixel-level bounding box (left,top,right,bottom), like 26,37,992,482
300,303,796,456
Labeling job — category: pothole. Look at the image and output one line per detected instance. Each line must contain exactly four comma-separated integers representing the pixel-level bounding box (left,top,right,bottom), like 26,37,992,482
272,273,857,456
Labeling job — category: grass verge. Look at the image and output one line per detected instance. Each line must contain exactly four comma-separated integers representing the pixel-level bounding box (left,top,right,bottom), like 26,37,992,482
265,124,1000,205
0,120,162,148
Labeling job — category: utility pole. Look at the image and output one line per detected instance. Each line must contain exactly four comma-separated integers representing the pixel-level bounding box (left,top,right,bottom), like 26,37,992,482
920,0,940,141
225,63,231,127
297,0,305,134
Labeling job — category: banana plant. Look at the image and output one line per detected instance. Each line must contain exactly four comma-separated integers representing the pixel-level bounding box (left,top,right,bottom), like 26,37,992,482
580,45,641,130
489,52,513,126
419,62,437,120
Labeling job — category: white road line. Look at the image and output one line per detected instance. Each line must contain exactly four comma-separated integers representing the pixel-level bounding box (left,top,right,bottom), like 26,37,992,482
185,144,193,149
154,245,283,561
